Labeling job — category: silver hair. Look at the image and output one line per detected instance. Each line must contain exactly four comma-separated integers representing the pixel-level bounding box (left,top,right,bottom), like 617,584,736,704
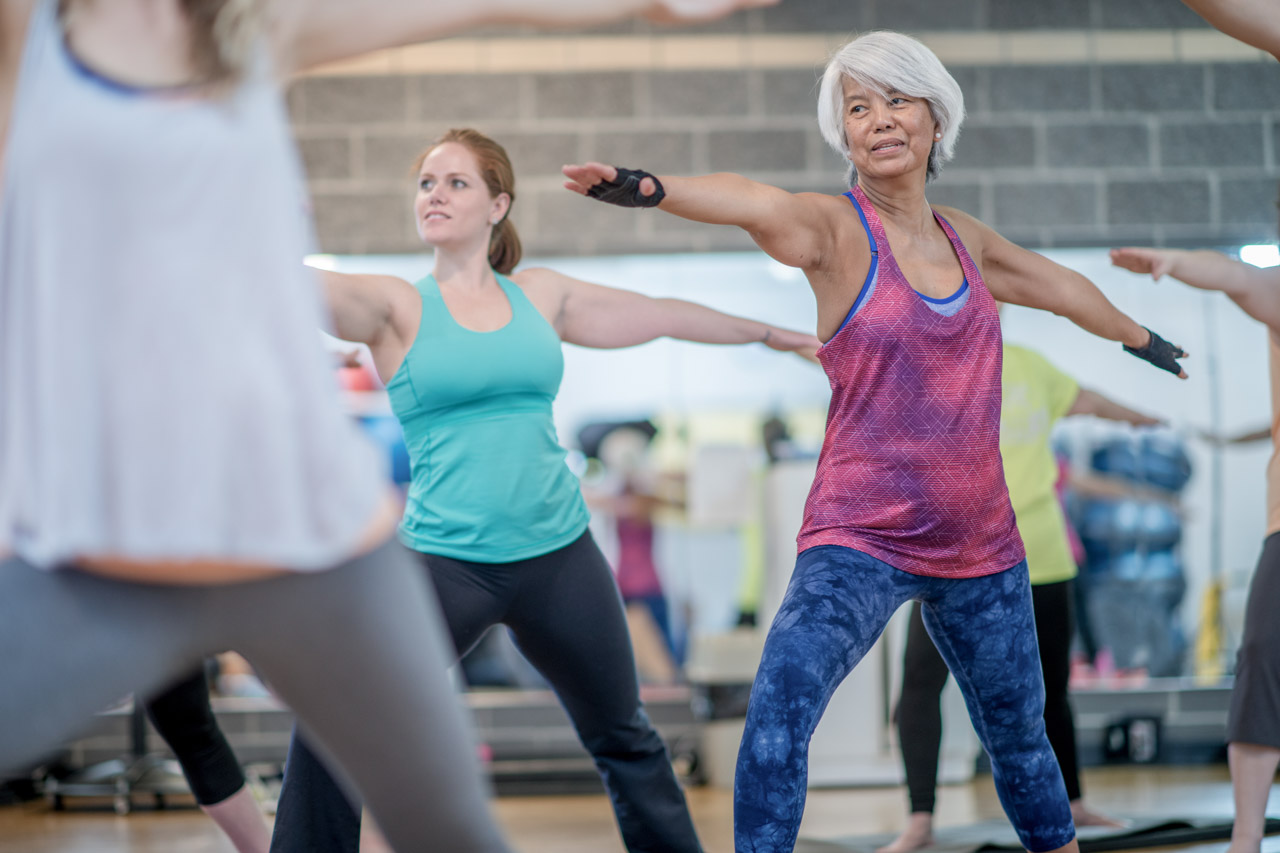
817,31,965,184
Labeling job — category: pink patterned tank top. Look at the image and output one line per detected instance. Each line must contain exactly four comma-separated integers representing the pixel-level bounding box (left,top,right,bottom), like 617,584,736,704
796,185,1025,578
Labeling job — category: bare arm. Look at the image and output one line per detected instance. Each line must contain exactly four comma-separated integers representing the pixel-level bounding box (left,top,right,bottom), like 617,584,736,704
1227,426,1273,443
516,267,821,359
276,0,777,75
0,1,37,183
1111,247,1280,336
1180,0,1280,59
1069,469,1183,508
951,211,1186,376
582,487,666,519
320,270,400,345
1201,424,1273,444
1067,388,1163,427
562,163,849,272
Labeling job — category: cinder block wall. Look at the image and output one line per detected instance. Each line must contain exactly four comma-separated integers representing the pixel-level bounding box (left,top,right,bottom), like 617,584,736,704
289,0,1280,256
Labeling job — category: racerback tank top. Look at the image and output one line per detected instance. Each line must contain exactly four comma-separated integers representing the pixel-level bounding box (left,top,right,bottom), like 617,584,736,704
389,274,589,563
796,185,1025,578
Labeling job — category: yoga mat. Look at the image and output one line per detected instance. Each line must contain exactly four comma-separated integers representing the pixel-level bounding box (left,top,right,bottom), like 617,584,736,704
795,815,1280,853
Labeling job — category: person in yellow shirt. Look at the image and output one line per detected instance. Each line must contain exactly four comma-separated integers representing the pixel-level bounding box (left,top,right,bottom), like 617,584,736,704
880,342,1160,853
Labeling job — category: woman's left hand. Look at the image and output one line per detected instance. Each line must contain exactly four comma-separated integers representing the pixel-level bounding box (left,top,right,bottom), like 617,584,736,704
1124,327,1189,378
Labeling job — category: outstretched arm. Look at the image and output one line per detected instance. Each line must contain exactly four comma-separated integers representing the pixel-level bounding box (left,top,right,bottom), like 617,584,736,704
1180,0,1280,59
1111,247,1280,337
1067,388,1163,427
960,215,1188,378
315,269,422,381
516,267,821,360
1201,425,1272,445
562,163,846,272
0,0,37,187
278,0,778,75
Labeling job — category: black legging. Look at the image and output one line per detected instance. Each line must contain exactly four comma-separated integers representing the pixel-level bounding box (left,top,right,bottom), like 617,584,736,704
269,530,702,853
896,578,1079,813
145,668,245,805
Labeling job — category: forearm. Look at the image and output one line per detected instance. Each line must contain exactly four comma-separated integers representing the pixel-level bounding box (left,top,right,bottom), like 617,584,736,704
1170,249,1273,299
462,0,653,26
287,0,665,74
1180,0,1280,58
1033,271,1149,348
1072,388,1159,426
1069,470,1181,506
1230,426,1273,444
650,298,770,344
1165,249,1256,292
1167,250,1280,331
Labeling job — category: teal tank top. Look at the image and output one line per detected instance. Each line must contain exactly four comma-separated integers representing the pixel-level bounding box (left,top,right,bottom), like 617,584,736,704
388,273,589,562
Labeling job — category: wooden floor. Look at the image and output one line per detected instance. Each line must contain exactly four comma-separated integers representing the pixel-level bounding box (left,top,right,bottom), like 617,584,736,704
0,765,1275,853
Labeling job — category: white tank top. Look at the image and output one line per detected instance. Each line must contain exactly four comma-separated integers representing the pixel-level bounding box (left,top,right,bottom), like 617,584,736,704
0,1,385,570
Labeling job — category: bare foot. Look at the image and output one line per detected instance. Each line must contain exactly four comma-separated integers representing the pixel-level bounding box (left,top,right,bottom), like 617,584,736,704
1070,800,1128,829
876,813,935,853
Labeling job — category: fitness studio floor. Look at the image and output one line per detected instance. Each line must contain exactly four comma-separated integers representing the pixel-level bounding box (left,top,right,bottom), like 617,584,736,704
0,765,1275,853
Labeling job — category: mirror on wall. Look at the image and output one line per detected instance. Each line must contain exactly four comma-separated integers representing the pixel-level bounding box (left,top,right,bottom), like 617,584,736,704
315,245,1278,692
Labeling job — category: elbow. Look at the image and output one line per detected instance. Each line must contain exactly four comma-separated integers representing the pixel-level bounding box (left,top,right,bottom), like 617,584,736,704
1070,388,1098,418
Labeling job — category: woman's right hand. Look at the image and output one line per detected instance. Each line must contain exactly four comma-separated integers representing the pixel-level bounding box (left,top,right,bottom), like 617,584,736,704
1109,247,1183,282
563,163,661,203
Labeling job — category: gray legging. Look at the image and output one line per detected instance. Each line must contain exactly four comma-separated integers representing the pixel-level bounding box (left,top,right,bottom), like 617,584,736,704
0,541,509,853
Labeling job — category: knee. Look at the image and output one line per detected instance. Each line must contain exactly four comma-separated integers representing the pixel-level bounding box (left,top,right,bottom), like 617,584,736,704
738,718,804,771
151,711,223,754
579,710,666,759
985,713,1053,767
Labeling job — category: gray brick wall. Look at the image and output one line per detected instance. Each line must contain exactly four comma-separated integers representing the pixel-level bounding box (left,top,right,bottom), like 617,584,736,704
470,0,1215,36
1099,65,1207,113
292,5,1279,257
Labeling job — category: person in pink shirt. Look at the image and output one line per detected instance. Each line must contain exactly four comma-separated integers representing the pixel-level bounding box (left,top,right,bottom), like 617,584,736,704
564,29,1187,853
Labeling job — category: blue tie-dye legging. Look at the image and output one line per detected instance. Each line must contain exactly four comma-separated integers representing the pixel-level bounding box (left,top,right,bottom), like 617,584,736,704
734,545,1076,853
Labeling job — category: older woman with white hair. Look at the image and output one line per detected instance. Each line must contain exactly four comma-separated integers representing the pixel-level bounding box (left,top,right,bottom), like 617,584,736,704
564,30,1187,853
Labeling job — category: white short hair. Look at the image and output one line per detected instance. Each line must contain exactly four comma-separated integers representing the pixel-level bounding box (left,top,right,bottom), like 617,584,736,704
817,31,965,184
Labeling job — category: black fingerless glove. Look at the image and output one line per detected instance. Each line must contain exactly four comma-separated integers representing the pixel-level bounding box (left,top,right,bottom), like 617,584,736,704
1124,327,1185,376
586,167,665,208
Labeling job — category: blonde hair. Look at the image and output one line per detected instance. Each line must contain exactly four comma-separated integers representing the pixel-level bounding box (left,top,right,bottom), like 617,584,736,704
60,0,264,84
413,128,523,275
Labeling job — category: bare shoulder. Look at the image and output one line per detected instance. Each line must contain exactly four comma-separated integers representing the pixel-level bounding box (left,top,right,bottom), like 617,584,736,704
931,204,997,257
1,0,36,46
511,266,579,327
510,266,574,294
0,0,37,171
931,204,986,233
510,266,564,287
371,273,424,342
1,0,37,85
375,271,420,301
